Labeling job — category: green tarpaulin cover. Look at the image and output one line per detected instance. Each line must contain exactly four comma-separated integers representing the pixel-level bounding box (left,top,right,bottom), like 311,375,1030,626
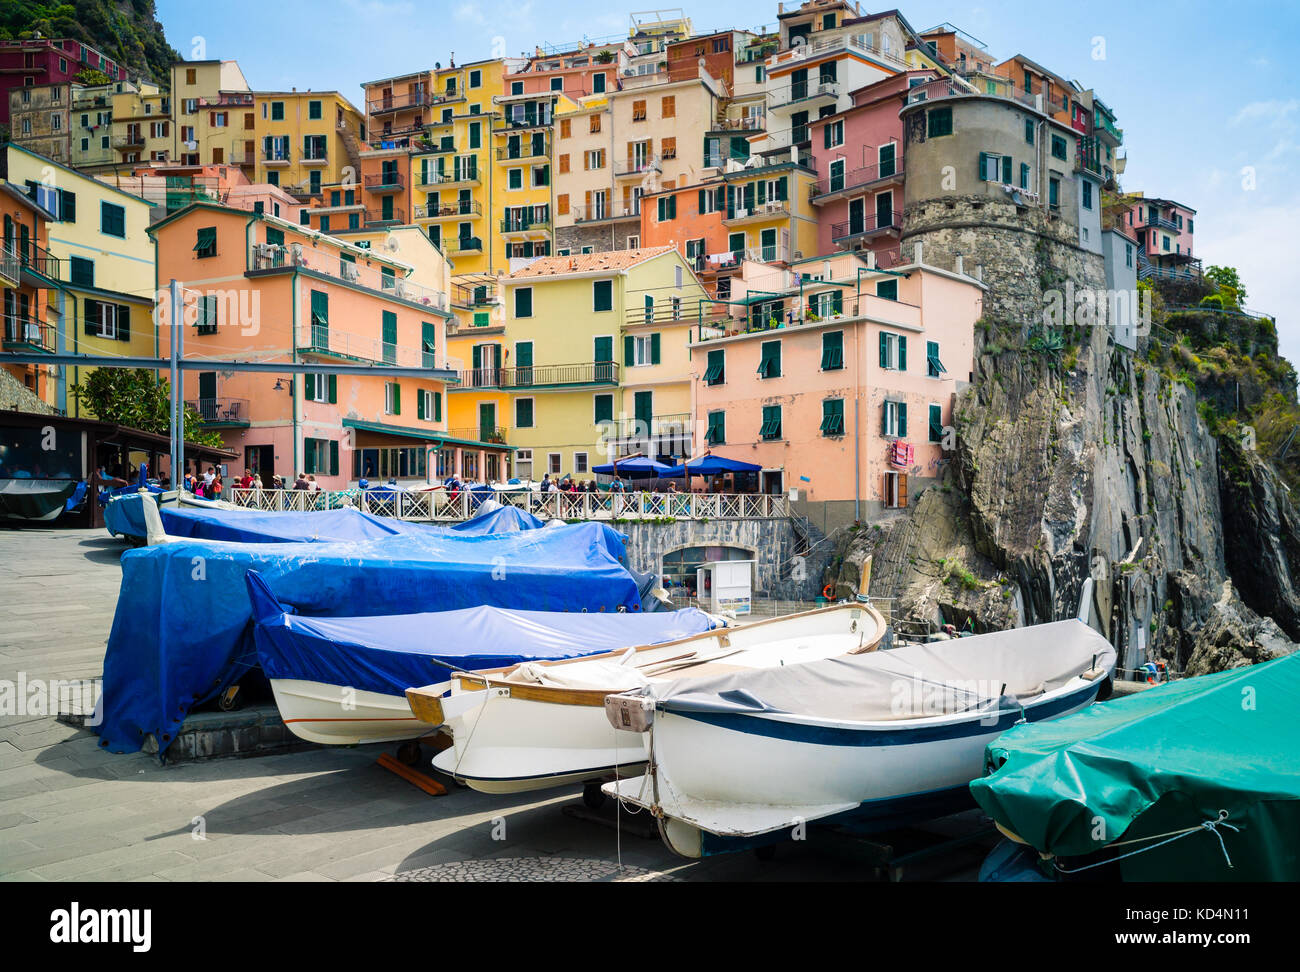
970,653,1300,881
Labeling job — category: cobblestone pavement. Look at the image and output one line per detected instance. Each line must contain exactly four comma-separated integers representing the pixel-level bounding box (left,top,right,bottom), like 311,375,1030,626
0,528,991,882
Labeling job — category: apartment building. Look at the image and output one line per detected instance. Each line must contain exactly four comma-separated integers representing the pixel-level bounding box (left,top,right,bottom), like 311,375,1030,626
152,201,459,487
109,79,171,165
691,248,981,519
7,82,71,163
0,37,127,126
1127,195,1198,281
169,60,253,166
1,183,57,406
69,84,116,168
248,91,365,197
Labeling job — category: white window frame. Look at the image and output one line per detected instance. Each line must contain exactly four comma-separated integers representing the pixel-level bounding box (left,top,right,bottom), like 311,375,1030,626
828,119,844,147
671,296,682,320
632,334,653,366
884,399,905,437
881,331,903,370
94,302,118,340
419,388,434,420
548,452,562,475
626,235,640,249
310,372,328,403
385,382,398,414
574,452,589,474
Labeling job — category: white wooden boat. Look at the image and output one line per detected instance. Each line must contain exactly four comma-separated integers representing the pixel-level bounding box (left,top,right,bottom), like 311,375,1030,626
407,603,886,796
604,617,1117,858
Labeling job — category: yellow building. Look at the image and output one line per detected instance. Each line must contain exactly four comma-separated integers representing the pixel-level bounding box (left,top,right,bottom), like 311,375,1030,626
491,87,575,267
721,160,819,264
70,84,116,169
109,80,171,165
482,246,706,482
7,143,156,416
169,59,252,167
249,91,365,197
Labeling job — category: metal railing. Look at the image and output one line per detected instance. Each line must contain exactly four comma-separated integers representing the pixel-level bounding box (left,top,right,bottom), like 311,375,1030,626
813,157,903,197
768,79,840,109
367,90,438,114
186,397,250,424
766,32,906,72
605,412,691,438
454,361,618,388
251,243,448,311
614,157,656,177
229,487,792,521
364,171,405,190
726,200,790,222
831,210,902,242
446,425,507,444
448,237,483,254
570,203,638,223
10,241,61,280
261,148,292,164
906,76,1044,114
624,301,704,327
500,215,551,234
2,314,56,351
418,162,478,185
496,141,550,161
298,323,433,369
416,200,482,219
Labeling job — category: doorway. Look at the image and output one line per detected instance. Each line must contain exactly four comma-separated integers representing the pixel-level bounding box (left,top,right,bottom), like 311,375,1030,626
245,445,274,487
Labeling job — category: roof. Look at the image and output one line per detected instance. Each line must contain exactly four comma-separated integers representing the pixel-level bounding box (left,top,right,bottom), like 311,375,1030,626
508,246,676,278
6,143,152,207
0,182,54,221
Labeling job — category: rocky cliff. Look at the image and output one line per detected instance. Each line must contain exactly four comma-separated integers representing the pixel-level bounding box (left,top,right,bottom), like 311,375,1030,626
826,197,1298,675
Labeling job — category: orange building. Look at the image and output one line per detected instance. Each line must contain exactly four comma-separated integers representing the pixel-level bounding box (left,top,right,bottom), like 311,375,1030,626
1,184,58,405
638,178,731,296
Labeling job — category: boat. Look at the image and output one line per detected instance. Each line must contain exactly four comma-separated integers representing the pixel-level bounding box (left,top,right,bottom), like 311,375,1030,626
604,615,1115,858
971,651,1300,881
246,571,723,746
405,602,886,797
0,478,80,523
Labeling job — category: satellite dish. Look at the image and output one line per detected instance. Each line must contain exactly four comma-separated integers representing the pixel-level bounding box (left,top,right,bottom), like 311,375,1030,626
383,234,400,252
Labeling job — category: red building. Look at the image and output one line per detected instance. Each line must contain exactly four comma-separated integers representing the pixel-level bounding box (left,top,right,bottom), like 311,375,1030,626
0,38,127,125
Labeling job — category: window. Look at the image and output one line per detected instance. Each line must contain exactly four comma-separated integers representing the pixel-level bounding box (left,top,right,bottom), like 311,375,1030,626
382,311,397,364
508,168,523,190
593,280,613,312
879,331,907,370
594,394,614,424
1050,134,1067,161
661,96,675,118
590,114,601,134
515,398,534,428
929,404,945,443
384,381,401,415
1049,177,1060,209
186,68,197,85
305,371,330,403
978,152,1012,184
194,294,219,335
820,331,844,371
1019,162,1030,189
271,101,284,121
559,118,571,139
633,100,647,121
1082,181,1093,210
574,452,589,475
883,470,907,509
760,405,782,441
657,195,676,221
824,119,844,148
69,256,94,287
1024,118,1034,144
883,399,907,437
469,69,482,88
661,137,676,160
51,113,61,131
533,165,549,187
1125,243,1133,268
704,348,725,385
592,73,606,94
757,340,781,379
511,81,524,95
585,149,605,169
706,410,726,445
876,279,898,301
514,287,533,318
821,398,845,436
303,438,339,476
100,202,125,238
547,453,562,475
927,106,952,138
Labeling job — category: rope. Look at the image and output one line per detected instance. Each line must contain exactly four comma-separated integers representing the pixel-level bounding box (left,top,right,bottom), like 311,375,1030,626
1051,810,1239,874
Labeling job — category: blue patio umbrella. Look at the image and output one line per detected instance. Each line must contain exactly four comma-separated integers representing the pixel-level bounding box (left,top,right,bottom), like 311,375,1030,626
592,456,674,479
662,453,763,477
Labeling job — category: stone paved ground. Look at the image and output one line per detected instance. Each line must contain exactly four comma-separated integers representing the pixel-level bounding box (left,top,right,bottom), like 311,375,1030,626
0,527,992,882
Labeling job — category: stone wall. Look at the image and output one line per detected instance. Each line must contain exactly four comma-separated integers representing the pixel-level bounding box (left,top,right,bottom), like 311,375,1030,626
555,220,638,255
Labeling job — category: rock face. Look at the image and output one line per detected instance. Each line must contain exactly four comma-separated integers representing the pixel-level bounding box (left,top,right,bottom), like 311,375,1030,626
826,197,1299,674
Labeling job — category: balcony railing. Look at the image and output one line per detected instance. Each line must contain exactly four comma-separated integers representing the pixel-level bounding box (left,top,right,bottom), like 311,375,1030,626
768,79,840,110
421,137,457,154
8,241,61,281
614,157,656,177
416,200,482,219
113,133,146,148
261,148,292,164
301,150,329,165
0,244,19,287
766,33,906,72
500,110,553,129
831,210,902,243
367,90,437,114
692,292,920,344
570,203,638,223
624,300,705,328
690,244,790,273
363,208,403,226
1142,213,1182,234
495,141,550,162
451,282,497,307
454,361,619,389
364,171,405,190
447,426,508,445
298,323,437,370
500,216,551,234
187,398,250,425
712,114,766,133
605,412,692,440
2,314,55,352
418,162,478,186
448,236,483,255
813,157,903,198
905,77,1045,114
726,199,791,223
251,242,448,311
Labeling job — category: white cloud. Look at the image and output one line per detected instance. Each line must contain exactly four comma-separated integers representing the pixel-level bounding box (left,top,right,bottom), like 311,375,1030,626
1230,99,1299,128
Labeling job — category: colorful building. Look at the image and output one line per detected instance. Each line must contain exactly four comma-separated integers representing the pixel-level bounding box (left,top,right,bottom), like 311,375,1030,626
691,248,981,518
109,79,171,165
1,183,57,405
248,90,365,197
7,144,157,416
151,201,474,488
1127,195,1198,282
168,60,252,167
0,37,127,126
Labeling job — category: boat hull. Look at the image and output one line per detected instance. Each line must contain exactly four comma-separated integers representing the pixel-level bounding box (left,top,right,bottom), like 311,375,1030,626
270,678,447,745
609,680,1104,858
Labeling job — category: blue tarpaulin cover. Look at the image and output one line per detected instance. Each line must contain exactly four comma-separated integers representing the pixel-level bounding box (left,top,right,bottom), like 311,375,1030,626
103,491,159,539
157,505,417,543
95,521,641,753
446,503,545,535
246,571,717,698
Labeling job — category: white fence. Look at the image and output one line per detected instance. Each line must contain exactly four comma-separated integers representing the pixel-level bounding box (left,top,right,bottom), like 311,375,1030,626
228,488,791,521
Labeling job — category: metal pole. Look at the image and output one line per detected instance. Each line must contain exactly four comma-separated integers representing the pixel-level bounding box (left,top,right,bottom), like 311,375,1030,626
169,279,181,485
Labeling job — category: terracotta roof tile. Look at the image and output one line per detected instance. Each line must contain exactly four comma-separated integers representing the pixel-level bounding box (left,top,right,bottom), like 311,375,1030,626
508,245,676,278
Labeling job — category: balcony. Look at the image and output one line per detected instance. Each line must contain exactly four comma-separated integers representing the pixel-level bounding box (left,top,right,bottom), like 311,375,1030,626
451,282,497,308
725,200,790,225
452,361,619,389
9,241,61,282
1143,212,1182,234
228,144,256,165
831,210,903,245
0,244,19,288
614,157,656,178
448,237,483,256
498,110,553,131
359,208,402,227
500,215,551,237
495,140,549,162
364,171,405,191
1094,111,1123,145
415,200,482,220
416,162,478,187
420,136,457,155
298,323,434,369
688,244,789,274
712,114,766,134
768,79,840,111
367,90,436,115
812,157,904,202
605,412,692,440
250,242,448,312
261,148,292,166
570,203,638,223
300,150,329,167
624,299,704,328
906,77,1046,115
187,398,250,426
113,133,145,149
447,425,508,445
2,314,55,353
766,33,906,73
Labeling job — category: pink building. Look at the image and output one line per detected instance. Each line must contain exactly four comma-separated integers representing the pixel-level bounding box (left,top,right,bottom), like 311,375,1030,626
506,44,628,101
1126,195,1198,282
690,247,981,522
808,71,937,265
0,38,127,125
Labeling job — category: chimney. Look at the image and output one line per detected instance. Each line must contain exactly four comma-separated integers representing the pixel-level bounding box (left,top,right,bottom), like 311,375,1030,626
955,254,964,275
913,241,923,264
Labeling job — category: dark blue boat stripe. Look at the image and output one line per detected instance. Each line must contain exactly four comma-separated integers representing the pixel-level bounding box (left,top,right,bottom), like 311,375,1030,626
671,684,1099,746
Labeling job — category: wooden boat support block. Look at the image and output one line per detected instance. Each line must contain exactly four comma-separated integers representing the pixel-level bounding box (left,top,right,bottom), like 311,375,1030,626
377,753,448,796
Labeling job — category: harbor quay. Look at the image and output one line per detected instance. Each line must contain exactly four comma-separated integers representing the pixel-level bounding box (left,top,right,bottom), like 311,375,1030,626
0,527,992,883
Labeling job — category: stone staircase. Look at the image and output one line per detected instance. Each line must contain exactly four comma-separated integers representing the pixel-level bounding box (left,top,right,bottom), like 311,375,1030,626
336,120,364,183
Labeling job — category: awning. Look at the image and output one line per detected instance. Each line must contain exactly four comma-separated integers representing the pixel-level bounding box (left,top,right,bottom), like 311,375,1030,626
663,453,762,477
341,417,514,451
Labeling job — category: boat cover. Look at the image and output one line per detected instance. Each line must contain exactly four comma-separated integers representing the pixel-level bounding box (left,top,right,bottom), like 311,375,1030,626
247,571,718,698
970,652,1300,881
654,620,1114,720
0,479,77,521
95,521,642,754
446,502,545,534
104,490,159,538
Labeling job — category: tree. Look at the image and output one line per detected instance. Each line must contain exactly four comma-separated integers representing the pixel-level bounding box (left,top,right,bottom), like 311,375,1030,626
1205,266,1247,309
70,367,223,447
73,67,111,85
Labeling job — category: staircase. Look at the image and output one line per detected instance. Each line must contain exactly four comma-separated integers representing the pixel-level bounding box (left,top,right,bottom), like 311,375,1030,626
336,121,364,183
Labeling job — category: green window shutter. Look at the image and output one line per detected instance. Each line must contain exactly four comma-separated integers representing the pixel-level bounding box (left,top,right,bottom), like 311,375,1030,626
311,290,329,327
60,189,77,222
882,401,889,436
821,399,844,436
1002,155,1012,184
706,410,725,444
83,298,97,336
876,279,898,301
594,394,613,424
879,332,888,368
830,290,843,314
422,321,437,368
593,336,612,363
116,304,130,342
650,332,660,364
624,335,634,364
698,189,706,213
305,373,316,399
393,383,401,415
266,227,284,246
758,340,780,378
978,151,990,181
757,181,766,205
929,404,944,443
515,288,532,317
898,335,907,372
635,391,653,426
435,392,442,422
418,391,426,420
927,341,947,377
516,398,533,428
761,404,782,439
304,439,315,474
823,123,832,149
593,279,612,311
776,177,787,201
821,331,843,370
705,348,725,384
328,374,337,403
897,401,907,437
330,440,339,477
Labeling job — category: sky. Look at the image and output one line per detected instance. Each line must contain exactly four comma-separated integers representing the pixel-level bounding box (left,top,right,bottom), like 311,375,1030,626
156,0,1300,369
